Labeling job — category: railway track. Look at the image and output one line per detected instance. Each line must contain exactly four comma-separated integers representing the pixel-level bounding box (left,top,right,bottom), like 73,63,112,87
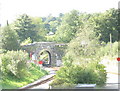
19,67,60,89
20,75,55,89
19,66,119,90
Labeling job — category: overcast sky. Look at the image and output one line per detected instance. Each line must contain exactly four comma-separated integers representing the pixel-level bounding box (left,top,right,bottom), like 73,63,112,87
0,0,119,26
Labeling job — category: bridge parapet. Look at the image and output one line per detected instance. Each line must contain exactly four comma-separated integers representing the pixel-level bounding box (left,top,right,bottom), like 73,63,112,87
22,42,66,67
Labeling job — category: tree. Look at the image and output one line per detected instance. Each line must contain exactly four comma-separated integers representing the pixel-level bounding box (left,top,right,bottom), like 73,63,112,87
20,37,32,46
63,22,101,65
55,10,81,43
88,8,118,43
31,17,48,41
1,26,20,51
42,14,63,34
14,14,37,42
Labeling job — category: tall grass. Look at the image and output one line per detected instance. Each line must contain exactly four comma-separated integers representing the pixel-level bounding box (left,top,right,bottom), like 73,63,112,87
1,63,48,89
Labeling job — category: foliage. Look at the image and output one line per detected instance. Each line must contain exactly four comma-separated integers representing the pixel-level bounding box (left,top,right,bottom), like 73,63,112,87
0,50,48,89
0,8,119,88
111,42,118,57
51,63,106,86
97,41,118,58
1,50,29,78
46,35,56,42
6,8,118,44
21,37,32,46
1,62,48,89
88,8,118,43
42,14,63,33
30,63,48,75
1,26,20,52
63,17,118,65
31,17,47,41
63,21,101,65
54,10,81,43
14,14,37,42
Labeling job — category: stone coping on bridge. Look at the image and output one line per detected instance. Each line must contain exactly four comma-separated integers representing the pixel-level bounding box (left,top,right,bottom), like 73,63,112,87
31,42,55,44
23,42,55,46
23,42,67,46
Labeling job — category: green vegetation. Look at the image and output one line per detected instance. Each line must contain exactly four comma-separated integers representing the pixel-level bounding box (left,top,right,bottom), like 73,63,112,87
0,8,119,88
1,8,118,44
50,8,118,87
0,50,48,89
51,63,106,86
14,14,38,42
54,10,81,43
1,63,48,89
1,26,20,52
1,51,29,78
21,37,32,46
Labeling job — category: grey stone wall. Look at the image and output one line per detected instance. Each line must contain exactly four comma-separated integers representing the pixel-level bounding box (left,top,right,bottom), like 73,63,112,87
22,42,67,66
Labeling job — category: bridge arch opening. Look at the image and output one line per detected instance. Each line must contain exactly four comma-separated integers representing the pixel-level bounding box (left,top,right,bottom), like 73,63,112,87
39,50,51,66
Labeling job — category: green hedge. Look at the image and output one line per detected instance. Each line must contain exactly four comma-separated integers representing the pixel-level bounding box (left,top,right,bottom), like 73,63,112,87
1,50,29,78
0,50,48,89
51,63,106,86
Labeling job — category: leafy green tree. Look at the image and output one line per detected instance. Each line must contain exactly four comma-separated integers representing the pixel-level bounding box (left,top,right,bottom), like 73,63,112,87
49,20,60,33
14,14,37,42
1,26,20,51
45,14,56,22
51,64,106,86
63,22,101,65
42,14,56,33
1,50,29,78
20,37,32,46
31,17,47,41
42,14,63,34
55,10,81,43
89,8,118,43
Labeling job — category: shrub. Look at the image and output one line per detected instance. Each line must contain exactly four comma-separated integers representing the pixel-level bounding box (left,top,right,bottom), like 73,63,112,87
97,42,118,58
1,26,20,52
20,37,32,46
1,62,48,89
1,50,29,78
51,63,106,86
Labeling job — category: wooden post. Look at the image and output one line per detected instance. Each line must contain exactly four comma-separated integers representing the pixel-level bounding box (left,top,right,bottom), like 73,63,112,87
110,33,112,60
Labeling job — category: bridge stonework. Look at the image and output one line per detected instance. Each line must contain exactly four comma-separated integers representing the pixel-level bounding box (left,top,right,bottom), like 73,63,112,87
22,42,66,67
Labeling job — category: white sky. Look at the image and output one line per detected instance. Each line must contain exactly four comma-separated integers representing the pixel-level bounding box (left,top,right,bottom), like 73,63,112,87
0,0,119,26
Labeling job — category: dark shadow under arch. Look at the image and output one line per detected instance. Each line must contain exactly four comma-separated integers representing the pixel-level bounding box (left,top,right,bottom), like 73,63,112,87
39,50,51,66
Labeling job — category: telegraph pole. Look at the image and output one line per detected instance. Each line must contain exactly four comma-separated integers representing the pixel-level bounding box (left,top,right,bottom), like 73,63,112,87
7,20,9,26
110,33,112,60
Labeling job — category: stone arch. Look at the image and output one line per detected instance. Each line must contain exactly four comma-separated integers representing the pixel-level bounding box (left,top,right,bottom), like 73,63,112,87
22,42,67,67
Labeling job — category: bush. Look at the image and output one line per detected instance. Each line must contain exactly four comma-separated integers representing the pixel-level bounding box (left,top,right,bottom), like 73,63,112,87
1,62,48,89
51,63,106,86
1,26,20,51
1,50,29,78
97,42,118,58
29,63,48,77
20,37,32,46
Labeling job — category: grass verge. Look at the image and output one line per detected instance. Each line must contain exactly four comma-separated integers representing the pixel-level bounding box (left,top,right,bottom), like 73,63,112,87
1,63,48,89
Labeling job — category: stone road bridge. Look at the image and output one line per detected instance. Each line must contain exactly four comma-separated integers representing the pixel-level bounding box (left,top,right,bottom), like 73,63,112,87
22,42,67,67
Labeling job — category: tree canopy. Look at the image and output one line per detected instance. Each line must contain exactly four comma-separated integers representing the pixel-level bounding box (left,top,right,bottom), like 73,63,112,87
14,14,37,42
1,26,20,51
